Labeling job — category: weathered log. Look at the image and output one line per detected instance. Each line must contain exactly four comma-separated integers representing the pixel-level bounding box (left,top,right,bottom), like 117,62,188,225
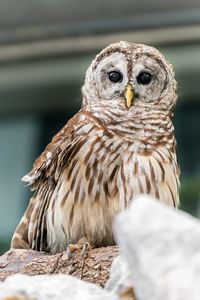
0,246,119,286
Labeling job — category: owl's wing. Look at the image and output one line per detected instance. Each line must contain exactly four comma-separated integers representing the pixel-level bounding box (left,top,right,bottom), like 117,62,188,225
22,113,82,189
11,110,104,251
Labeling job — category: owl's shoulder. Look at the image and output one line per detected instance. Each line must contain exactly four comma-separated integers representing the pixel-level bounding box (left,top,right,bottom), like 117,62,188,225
22,110,106,188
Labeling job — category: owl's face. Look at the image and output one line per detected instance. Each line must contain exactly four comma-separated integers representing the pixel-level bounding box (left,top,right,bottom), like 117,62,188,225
82,41,177,112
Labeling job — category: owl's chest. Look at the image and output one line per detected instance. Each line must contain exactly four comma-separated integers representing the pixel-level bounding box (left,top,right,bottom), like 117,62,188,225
81,139,179,208
57,134,178,210
76,140,143,205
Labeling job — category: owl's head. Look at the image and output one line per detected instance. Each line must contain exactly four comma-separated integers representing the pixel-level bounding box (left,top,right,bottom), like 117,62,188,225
82,41,177,112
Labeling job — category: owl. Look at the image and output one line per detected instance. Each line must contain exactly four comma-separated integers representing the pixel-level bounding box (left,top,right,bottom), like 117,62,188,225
11,41,180,254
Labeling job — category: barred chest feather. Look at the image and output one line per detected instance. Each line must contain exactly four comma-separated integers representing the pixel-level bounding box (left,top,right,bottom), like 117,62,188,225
46,123,179,253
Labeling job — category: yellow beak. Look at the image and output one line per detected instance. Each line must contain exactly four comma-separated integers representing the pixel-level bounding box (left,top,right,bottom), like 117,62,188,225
125,84,134,108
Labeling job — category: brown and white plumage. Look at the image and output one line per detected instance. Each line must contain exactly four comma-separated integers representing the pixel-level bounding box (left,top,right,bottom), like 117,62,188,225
11,41,180,253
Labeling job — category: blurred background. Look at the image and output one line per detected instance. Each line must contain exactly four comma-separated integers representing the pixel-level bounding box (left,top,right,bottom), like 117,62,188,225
0,0,200,254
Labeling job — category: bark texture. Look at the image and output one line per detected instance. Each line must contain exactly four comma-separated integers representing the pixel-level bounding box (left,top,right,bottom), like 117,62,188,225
0,246,119,286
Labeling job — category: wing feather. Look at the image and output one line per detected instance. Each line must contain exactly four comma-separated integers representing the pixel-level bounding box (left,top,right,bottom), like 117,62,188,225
11,111,103,250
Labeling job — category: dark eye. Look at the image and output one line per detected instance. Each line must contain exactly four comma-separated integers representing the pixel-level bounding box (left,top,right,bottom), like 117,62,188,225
108,71,123,83
137,71,152,85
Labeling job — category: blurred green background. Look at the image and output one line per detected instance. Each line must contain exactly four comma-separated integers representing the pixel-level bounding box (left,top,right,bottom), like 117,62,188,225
0,0,200,254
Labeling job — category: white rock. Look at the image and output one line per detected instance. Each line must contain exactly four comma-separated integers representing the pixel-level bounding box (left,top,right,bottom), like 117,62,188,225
0,274,119,300
105,255,132,294
114,195,200,300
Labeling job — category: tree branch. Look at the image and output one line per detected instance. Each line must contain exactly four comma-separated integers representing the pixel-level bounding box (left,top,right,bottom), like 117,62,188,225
0,246,119,286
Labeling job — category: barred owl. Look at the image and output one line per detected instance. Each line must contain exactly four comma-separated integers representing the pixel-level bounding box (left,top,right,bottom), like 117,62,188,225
11,41,180,253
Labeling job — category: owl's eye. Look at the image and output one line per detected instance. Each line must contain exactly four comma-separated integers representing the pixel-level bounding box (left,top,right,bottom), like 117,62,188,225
137,71,152,85
108,71,123,83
